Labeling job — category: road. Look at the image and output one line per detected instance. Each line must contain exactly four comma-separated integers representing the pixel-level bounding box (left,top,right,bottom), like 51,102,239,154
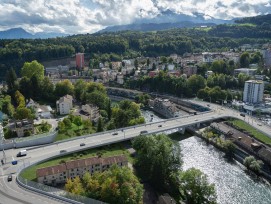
1,99,271,203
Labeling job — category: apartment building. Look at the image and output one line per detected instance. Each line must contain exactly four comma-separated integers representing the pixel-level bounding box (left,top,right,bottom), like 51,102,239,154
37,155,128,186
243,80,264,104
56,95,73,115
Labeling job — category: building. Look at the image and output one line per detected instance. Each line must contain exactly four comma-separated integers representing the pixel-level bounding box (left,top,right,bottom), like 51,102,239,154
262,49,271,68
183,66,197,77
26,99,52,119
234,68,257,77
243,80,264,104
76,53,84,69
149,98,179,118
9,119,34,137
37,155,128,186
81,104,100,122
56,95,73,115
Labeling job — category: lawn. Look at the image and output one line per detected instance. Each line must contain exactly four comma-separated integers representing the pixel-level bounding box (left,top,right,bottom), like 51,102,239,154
20,142,134,181
229,119,271,145
54,123,96,141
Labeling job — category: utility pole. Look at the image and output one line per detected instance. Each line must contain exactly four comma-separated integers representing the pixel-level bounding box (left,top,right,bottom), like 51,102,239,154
0,123,6,164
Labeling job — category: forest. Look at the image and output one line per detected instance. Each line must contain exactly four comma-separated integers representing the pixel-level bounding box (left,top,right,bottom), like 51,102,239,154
0,14,271,79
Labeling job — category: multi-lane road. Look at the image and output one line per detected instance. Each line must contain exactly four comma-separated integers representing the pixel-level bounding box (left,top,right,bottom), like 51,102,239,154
1,99,271,203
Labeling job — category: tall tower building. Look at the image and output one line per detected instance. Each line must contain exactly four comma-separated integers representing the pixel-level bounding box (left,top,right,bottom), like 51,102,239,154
243,80,264,104
76,53,84,69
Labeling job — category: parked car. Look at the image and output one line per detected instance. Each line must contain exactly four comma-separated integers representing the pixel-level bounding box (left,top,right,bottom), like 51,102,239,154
80,143,85,146
7,174,12,182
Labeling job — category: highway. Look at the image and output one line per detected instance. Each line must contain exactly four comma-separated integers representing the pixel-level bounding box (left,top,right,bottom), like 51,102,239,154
1,99,271,203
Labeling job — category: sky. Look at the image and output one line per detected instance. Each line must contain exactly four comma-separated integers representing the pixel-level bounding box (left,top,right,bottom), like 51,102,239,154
0,0,270,34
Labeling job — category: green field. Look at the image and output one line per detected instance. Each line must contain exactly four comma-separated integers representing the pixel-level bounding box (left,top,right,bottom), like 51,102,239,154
20,142,134,181
229,119,271,145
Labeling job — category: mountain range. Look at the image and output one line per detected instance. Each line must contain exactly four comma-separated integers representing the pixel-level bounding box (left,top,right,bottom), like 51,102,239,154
0,28,69,39
99,11,235,33
0,11,237,38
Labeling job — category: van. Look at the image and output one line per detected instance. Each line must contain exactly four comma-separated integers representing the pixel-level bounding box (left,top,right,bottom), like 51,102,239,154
17,150,27,157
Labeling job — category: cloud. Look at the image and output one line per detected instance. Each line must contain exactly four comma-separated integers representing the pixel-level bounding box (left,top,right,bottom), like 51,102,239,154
0,0,270,34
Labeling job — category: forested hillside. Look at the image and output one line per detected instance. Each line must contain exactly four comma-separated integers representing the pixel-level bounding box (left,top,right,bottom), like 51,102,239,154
1,15,271,79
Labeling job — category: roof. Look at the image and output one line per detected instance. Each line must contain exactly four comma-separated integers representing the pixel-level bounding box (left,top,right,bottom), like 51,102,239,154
36,155,128,178
57,95,73,104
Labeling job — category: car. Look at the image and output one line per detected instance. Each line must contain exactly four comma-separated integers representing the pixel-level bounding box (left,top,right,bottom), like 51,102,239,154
140,130,148,134
195,119,198,121
80,143,85,146
207,104,210,107
7,174,12,182
258,123,262,126
112,132,118,135
158,125,162,127
60,150,67,154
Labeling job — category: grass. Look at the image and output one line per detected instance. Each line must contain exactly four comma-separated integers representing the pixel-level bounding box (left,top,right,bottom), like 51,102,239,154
20,141,134,181
229,119,271,145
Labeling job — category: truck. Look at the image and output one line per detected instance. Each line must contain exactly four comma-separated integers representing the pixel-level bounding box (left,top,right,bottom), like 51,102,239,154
16,149,27,157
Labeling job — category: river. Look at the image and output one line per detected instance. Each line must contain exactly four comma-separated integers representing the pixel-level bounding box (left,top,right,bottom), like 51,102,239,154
141,109,271,204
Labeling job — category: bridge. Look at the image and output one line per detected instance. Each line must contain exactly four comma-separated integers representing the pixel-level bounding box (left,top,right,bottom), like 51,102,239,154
1,99,271,203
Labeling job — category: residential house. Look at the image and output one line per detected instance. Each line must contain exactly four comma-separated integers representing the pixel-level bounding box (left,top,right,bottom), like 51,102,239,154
9,119,34,137
117,73,124,85
183,66,197,77
26,99,52,119
56,95,73,115
37,155,128,186
81,104,100,123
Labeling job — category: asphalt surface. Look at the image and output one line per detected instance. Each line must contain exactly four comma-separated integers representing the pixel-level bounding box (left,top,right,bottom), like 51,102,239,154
1,99,271,203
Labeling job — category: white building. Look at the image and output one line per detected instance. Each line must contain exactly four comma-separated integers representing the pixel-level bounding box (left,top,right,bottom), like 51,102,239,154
243,80,264,104
234,68,257,77
56,95,73,115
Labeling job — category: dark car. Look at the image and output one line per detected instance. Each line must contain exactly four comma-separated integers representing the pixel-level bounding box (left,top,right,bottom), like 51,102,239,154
112,132,118,135
80,143,86,146
158,125,162,127
7,174,12,182
60,150,67,154
140,130,148,134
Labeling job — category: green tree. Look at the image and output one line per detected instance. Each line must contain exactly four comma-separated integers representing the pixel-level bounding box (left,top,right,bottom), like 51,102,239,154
222,140,236,159
74,116,83,129
19,77,33,99
54,79,74,97
5,68,18,92
21,60,44,81
41,77,54,101
63,118,72,128
14,90,25,108
187,74,206,94
107,99,112,120
14,107,33,120
244,156,263,175
134,59,138,69
179,168,217,204
1,96,15,117
97,117,103,132
240,52,250,68
132,134,182,192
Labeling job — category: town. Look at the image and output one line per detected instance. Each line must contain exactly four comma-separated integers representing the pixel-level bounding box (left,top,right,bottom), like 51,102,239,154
1,7,271,204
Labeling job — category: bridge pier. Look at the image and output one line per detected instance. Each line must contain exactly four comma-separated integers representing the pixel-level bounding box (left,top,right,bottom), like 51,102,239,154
178,127,186,134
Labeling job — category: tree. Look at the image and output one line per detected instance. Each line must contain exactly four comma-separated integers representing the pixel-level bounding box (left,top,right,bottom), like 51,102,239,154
41,77,54,101
1,95,15,117
107,99,112,120
132,134,182,192
74,116,83,129
97,117,103,132
151,63,156,71
243,156,263,175
179,168,217,204
134,59,138,69
65,165,143,204
187,74,206,94
21,60,44,81
19,77,33,99
14,90,25,108
5,68,18,92
14,107,33,120
240,52,250,68
222,140,236,159
54,79,74,97
63,118,72,128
